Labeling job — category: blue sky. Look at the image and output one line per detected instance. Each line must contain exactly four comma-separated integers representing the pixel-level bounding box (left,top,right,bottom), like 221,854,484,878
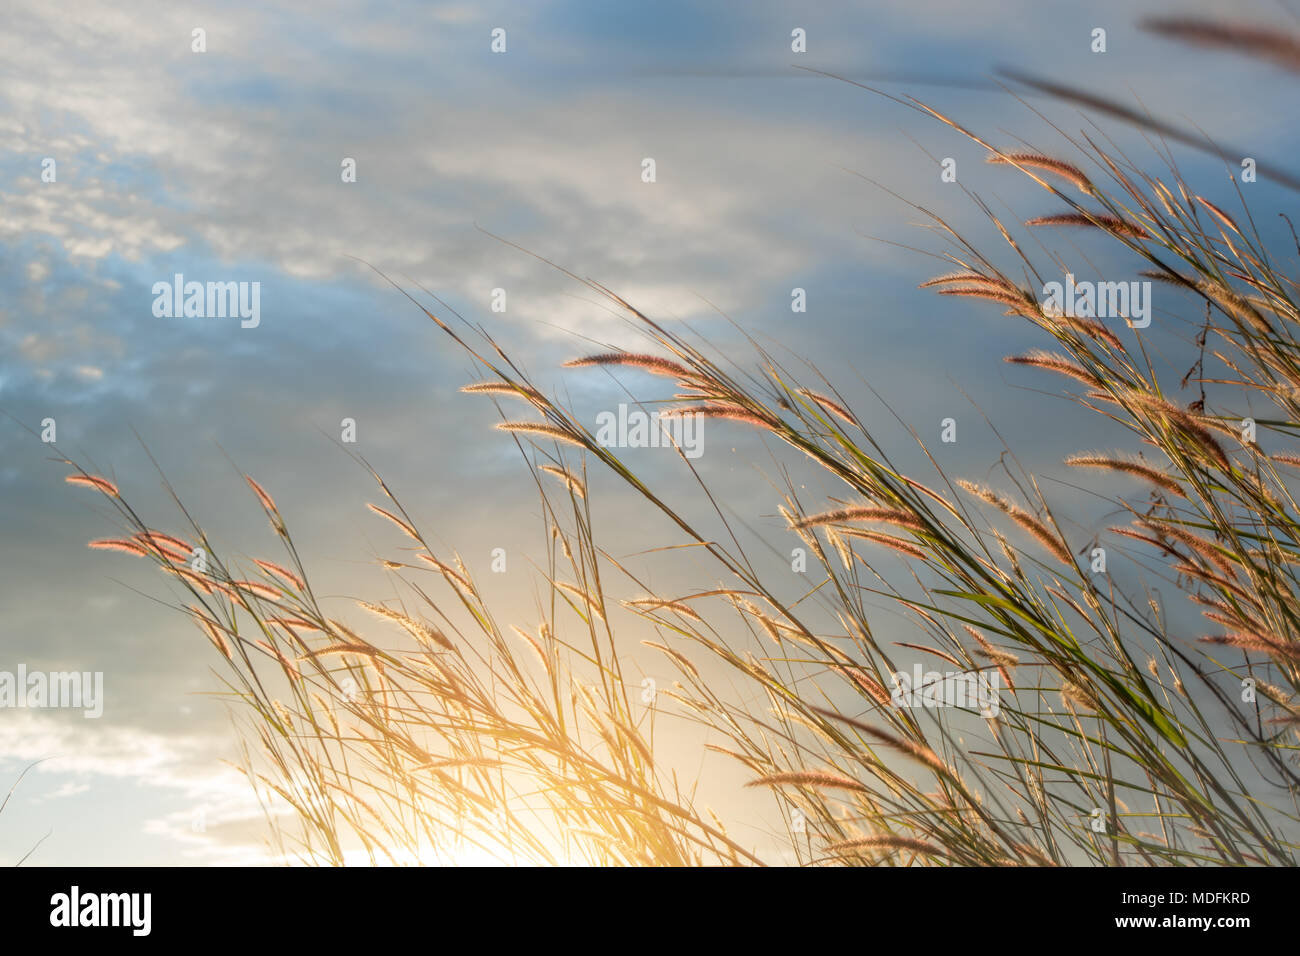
3,0,1299,864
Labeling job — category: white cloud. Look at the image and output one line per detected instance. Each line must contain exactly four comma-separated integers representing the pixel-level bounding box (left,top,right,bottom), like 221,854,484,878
0,712,277,863
44,781,90,799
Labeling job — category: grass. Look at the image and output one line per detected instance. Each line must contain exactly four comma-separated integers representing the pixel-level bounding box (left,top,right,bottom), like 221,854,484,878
3,761,51,865
60,17,1300,865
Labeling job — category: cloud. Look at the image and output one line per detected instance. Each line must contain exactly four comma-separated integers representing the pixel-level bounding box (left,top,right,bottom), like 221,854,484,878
0,711,281,864
3,0,1299,864
44,781,90,800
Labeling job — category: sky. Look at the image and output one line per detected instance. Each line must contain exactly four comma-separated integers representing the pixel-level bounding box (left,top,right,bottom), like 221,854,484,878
3,0,1300,865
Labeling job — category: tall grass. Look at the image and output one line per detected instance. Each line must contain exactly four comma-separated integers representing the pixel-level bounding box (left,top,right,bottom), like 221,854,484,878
64,19,1300,865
